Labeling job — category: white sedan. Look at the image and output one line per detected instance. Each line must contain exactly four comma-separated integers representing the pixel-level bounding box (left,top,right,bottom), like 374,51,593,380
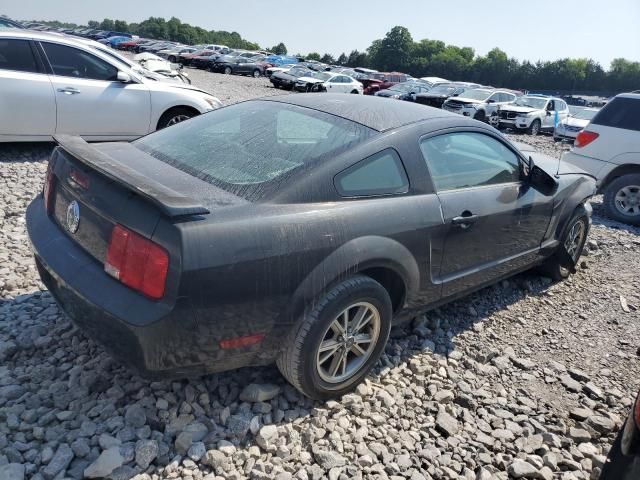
0,31,222,142
554,107,600,142
294,72,363,94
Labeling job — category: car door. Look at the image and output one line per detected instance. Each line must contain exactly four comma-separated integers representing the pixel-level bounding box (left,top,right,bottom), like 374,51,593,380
543,100,556,129
419,130,554,297
39,41,151,139
326,75,344,92
0,38,56,140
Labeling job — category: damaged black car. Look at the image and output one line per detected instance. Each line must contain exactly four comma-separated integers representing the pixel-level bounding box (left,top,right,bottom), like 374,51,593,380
27,94,596,399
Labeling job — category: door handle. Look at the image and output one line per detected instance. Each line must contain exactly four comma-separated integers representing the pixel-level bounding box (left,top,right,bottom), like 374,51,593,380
452,211,479,229
57,87,80,95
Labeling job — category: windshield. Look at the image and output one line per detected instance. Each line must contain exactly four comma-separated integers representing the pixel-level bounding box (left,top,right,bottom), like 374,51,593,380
389,82,418,93
134,101,376,199
571,108,599,120
288,68,310,77
428,84,459,95
459,89,493,101
313,72,332,81
514,97,548,109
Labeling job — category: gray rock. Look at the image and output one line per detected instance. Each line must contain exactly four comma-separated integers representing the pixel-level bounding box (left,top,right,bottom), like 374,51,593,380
0,463,25,480
135,440,158,469
99,434,121,450
239,384,281,403
569,427,592,443
124,405,146,428
42,444,74,480
187,442,205,462
436,410,459,437
508,459,538,478
587,415,615,433
583,382,604,399
203,449,229,471
256,425,278,449
174,432,194,455
313,450,346,470
560,375,582,392
0,385,25,401
71,438,90,458
84,447,124,478
512,358,536,370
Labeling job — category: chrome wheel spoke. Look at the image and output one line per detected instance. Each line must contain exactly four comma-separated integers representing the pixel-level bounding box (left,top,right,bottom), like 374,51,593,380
350,343,367,356
353,333,373,345
327,352,343,377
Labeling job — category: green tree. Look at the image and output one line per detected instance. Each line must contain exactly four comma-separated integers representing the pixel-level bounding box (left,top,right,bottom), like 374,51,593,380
369,26,413,72
271,43,288,55
337,53,348,65
100,18,115,31
306,52,321,61
346,50,368,67
87,20,100,29
320,53,335,64
113,20,128,32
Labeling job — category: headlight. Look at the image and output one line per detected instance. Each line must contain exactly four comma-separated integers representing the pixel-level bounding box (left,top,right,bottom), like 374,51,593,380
392,95,400,99
465,104,477,110
204,96,222,109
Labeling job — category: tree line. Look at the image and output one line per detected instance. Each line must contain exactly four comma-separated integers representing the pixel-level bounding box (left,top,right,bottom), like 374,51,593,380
35,18,638,93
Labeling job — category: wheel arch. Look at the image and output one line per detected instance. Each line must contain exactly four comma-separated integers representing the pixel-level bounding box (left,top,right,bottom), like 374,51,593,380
598,163,640,193
288,236,420,323
156,105,200,130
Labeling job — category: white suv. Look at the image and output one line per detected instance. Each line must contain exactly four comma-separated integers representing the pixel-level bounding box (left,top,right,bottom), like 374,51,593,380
562,93,640,225
0,31,222,142
442,88,518,122
495,95,570,136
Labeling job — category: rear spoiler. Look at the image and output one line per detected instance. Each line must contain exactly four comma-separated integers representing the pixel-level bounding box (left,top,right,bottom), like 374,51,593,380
53,135,210,218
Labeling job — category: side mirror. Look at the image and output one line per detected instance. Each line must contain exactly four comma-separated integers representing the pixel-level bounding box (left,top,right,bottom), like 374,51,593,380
487,99,495,104
546,111,552,116
116,71,131,83
526,156,558,196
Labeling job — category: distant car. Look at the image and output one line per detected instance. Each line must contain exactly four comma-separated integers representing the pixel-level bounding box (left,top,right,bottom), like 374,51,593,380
0,30,222,142
295,72,363,93
363,72,411,95
443,88,518,122
599,389,640,479
211,56,267,77
374,81,432,101
266,64,297,77
158,47,196,62
419,76,449,89
562,93,640,225
554,108,600,142
414,82,480,108
178,49,214,66
496,95,570,136
27,94,595,401
270,66,314,90
0,17,24,29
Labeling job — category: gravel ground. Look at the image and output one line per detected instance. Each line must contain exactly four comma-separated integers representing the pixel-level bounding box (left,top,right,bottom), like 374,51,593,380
1,71,639,480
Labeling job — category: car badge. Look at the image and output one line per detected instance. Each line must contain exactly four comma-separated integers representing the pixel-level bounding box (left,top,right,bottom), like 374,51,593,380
66,200,80,234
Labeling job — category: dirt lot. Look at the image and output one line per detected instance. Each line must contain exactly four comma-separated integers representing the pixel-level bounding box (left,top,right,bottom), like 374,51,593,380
0,69,639,480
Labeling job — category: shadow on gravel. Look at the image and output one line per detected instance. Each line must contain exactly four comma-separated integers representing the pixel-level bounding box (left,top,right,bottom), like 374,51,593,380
0,264,558,476
590,198,640,237
0,143,55,163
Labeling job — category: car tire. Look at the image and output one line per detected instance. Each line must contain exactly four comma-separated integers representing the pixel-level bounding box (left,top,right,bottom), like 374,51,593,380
473,110,486,122
277,275,392,400
168,56,176,62
157,107,197,130
351,89,359,94
224,66,232,75
540,205,590,281
603,174,640,226
252,69,261,78
528,119,541,136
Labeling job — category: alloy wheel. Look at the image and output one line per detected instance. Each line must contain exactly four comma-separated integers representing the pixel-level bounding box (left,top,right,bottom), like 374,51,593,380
564,218,586,262
614,185,640,216
316,302,381,384
166,114,191,127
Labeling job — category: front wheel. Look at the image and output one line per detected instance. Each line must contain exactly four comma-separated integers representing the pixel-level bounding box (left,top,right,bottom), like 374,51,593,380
277,275,392,400
252,69,261,78
528,119,541,136
540,207,589,280
157,107,197,130
224,66,232,75
603,174,640,225
473,110,486,122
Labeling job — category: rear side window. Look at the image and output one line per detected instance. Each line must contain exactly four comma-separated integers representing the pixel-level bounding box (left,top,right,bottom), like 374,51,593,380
41,42,118,81
591,97,640,131
0,39,39,73
336,149,409,197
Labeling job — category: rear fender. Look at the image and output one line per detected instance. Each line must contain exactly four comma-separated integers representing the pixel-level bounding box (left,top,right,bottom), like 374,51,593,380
287,236,420,323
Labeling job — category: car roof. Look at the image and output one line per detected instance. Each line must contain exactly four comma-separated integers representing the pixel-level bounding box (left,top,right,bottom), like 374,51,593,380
262,93,456,132
618,93,640,100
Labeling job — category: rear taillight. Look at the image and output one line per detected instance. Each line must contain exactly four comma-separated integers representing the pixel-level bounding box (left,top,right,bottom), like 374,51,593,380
43,162,56,214
105,225,169,299
574,130,599,148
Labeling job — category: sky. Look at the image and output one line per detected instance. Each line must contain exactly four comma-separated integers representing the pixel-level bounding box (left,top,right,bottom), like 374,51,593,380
4,0,639,68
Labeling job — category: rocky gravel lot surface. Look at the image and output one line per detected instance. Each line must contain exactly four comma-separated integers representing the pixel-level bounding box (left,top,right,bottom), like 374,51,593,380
0,72,639,480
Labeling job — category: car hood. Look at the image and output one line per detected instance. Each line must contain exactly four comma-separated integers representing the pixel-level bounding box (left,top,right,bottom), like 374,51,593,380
512,142,592,177
502,105,538,114
376,89,405,97
297,76,324,83
450,97,484,105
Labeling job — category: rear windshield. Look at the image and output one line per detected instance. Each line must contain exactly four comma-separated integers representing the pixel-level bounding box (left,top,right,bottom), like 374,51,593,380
134,101,376,199
591,97,640,131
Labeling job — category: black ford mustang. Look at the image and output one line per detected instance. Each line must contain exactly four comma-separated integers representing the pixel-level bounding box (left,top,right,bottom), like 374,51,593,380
27,94,595,399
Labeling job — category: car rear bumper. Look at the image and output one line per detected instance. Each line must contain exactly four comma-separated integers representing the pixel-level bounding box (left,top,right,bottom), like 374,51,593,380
561,151,612,187
26,196,264,378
